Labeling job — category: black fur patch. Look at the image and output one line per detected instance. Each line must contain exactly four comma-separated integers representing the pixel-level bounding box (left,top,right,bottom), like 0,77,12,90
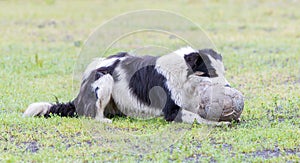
95,59,121,79
199,49,222,61
129,65,166,106
123,56,180,121
184,51,218,78
94,87,99,99
163,96,181,121
45,101,77,118
95,72,105,81
93,62,118,100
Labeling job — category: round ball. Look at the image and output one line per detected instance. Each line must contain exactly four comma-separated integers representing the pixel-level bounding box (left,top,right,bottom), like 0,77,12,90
197,84,244,122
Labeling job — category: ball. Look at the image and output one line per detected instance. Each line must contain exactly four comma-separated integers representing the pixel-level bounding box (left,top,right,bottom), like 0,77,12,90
197,84,244,122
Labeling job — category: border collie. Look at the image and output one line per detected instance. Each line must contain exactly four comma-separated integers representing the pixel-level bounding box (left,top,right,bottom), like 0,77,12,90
24,47,230,125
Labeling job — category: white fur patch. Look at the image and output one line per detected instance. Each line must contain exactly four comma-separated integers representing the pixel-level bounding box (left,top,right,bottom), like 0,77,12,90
173,46,197,57
23,102,52,117
174,109,221,125
155,53,189,107
111,66,163,118
92,74,114,92
92,74,114,123
92,74,114,111
206,55,230,86
82,57,127,81
181,75,212,112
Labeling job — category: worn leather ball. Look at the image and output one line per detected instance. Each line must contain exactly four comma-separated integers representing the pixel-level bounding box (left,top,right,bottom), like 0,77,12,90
197,84,244,122
183,75,244,122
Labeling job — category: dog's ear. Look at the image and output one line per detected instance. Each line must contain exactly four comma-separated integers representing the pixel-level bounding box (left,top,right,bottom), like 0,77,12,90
199,49,222,61
184,52,203,70
184,52,218,78
184,52,210,77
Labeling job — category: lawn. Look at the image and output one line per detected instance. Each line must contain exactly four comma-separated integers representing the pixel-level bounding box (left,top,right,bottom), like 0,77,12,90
0,0,299,162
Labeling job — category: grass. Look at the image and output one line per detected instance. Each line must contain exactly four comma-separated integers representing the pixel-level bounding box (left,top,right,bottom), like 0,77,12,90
1,0,300,162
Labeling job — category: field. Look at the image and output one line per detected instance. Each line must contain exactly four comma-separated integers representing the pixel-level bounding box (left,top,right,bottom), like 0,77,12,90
1,0,299,162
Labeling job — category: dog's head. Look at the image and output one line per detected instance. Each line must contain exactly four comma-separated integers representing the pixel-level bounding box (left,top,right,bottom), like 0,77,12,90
174,47,229,87
177,47,244,122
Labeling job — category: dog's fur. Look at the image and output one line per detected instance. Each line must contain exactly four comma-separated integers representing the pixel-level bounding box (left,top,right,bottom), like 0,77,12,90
23,47,230,125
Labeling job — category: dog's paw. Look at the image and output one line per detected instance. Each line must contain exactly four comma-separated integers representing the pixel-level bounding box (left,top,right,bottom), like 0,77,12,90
215,121,231,127
23,102,52,117
95,117,112,123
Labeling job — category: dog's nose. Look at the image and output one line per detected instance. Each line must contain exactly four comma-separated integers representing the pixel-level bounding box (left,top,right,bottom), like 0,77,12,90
225,84,231,88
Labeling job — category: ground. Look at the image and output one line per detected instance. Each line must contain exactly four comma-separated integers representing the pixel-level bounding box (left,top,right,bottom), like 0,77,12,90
0,0,299,162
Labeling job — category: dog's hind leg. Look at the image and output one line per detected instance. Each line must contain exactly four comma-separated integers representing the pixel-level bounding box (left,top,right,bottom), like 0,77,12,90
92,72,114,123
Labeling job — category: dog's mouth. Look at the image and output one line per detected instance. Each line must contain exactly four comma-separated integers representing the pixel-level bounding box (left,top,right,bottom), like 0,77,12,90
193,71,214,79
193,71,205,76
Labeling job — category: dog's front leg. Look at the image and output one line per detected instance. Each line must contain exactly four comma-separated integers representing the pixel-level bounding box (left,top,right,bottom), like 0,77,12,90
93,73,114,123
174,109,230,126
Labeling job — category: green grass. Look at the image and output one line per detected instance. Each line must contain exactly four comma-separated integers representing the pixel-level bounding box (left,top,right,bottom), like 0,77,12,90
1,0,300,162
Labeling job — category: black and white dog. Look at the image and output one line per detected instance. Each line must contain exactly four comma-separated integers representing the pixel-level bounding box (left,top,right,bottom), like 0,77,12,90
24,47,230,125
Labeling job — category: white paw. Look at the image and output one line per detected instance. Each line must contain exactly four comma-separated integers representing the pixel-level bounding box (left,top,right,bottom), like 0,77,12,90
216,121,231,126
95,117,112,123
23,102,52,117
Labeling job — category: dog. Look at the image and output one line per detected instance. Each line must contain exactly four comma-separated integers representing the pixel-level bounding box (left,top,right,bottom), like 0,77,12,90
23,47,231,125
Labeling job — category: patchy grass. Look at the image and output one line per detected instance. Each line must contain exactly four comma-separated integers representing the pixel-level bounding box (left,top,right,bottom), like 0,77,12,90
0,0,299,162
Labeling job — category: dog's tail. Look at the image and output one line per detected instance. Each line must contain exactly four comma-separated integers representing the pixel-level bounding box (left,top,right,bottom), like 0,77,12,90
23,100,77,118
